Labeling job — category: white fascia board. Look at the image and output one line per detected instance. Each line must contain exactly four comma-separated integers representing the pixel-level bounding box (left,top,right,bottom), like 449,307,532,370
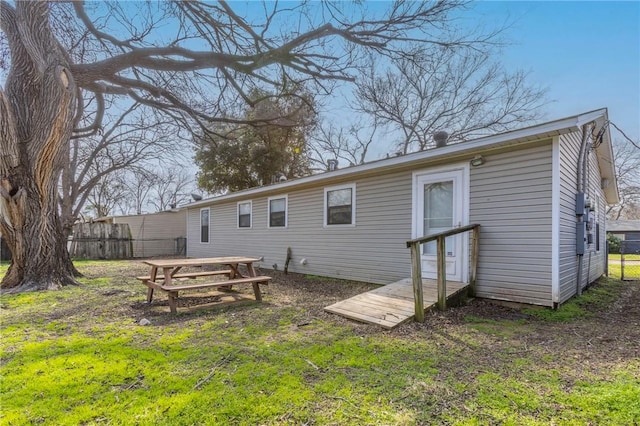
565,108,618,204
185,110,609,209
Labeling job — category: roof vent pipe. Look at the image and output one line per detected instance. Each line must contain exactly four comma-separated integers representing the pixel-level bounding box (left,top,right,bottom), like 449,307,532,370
433,131,449,148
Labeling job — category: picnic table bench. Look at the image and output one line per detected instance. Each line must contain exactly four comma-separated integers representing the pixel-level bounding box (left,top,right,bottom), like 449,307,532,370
137,257,271,314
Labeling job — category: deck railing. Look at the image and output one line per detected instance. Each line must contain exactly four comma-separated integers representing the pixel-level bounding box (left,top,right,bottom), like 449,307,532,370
406,224,480,322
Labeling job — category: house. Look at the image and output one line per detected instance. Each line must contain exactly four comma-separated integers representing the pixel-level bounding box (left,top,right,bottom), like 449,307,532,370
607,220,640,254
98,209,187,258
185,108,618,308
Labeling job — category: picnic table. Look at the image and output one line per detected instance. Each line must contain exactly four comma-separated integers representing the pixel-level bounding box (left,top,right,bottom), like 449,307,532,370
137,257,271,313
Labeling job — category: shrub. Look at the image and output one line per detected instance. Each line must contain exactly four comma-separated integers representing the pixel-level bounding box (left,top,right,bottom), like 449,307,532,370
607,233,621,254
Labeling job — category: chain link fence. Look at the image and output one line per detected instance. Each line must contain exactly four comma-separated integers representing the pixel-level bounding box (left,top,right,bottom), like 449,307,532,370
620,240,640,281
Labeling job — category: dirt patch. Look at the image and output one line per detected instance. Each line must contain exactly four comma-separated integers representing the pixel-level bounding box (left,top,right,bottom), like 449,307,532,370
409,279,640,365
102,260,640,362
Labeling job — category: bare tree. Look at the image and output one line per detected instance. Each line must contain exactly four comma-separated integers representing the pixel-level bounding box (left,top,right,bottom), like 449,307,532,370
310,119,380,170
59,102,180,234
83,170,128,219
1,0,501,292
608,138,640,220
121,169,158,215
355,46,547,154
148,168,194,212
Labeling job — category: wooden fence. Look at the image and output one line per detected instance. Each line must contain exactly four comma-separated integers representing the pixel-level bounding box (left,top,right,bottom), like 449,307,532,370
70,223,133,259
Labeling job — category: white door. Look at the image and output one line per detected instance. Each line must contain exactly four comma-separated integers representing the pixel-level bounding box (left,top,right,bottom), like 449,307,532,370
414,167,468,282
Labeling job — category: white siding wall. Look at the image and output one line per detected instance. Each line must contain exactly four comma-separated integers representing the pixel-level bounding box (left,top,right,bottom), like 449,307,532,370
187,172,415,284
469,141,554,306
558,131,607,304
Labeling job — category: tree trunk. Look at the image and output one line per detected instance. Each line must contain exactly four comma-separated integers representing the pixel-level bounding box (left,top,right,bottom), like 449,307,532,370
1,178,79,292
0,1,80,292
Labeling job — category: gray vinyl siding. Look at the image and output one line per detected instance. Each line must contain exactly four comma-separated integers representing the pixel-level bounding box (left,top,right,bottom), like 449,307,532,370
188,141,556,303
558,131,607,304
181,111,617,307
113,210,187,257
586,146,607,282
469,141,554,306
185,136,609,307
187,172,414,284
558,131,581,303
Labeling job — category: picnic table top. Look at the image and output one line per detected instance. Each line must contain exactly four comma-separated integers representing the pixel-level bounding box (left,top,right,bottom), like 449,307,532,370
143,257,261,268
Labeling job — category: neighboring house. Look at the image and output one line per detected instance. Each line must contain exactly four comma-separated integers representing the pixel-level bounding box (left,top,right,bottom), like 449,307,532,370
185,108,618,308
99,209,187,258
607,220,640,254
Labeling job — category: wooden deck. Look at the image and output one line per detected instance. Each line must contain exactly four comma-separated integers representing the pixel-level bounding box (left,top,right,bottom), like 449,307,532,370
324,278,468,329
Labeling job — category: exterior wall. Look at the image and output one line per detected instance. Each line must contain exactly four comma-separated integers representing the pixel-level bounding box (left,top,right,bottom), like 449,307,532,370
586,148,608,284
617,232,640,254
187,139,560,306
188,172,414,284
557,130,607,304
113,210,187,257
558,132,581,303
469,141,554,306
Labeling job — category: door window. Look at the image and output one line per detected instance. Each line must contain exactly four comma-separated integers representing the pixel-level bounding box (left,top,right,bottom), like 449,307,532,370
422,181,455,256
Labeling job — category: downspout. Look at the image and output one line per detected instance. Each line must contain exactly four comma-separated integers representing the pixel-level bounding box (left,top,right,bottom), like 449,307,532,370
576,122,594,296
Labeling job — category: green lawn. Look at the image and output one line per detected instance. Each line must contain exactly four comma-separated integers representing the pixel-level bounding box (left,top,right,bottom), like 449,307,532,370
608,253,640,261
1,260,639,425
608,254,640,280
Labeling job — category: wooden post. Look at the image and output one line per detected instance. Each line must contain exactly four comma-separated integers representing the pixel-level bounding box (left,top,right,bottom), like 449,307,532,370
168,291,178,314
437,236,446,310
469,225,480,297
410,242,424,322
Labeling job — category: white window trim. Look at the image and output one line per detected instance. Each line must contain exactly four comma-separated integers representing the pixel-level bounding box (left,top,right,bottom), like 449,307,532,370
199,207,210,244
237,201,252,229
267,195,288,229
323,183,356,228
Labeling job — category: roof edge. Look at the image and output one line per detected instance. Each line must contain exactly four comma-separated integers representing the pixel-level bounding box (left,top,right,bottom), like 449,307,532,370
185,109,611,208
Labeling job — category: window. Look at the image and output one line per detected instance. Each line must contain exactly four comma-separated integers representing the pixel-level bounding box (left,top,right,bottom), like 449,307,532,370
324,184,356,226
268,196,287,228
200,208,209,243
238,201,252,228
423,181,454,256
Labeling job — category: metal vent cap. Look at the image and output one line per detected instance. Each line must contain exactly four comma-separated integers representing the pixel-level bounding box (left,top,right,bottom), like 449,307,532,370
433,131,449,148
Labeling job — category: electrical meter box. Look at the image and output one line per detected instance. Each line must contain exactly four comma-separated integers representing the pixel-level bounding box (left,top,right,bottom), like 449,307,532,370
575,193,587,216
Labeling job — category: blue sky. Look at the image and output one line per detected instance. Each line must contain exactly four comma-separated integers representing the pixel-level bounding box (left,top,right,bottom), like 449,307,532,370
473,1,639,142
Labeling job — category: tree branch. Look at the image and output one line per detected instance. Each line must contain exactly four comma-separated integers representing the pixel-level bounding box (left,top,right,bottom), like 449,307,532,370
72,1,133,50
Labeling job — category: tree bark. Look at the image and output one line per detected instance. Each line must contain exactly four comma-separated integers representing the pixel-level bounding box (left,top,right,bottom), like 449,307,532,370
0,1,79,292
